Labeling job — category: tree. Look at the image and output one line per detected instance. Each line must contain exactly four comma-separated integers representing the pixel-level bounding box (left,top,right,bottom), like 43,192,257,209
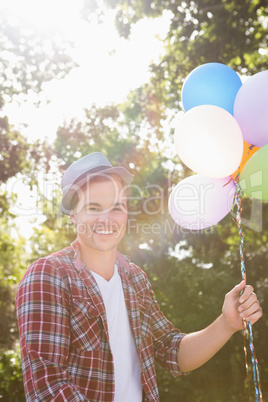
0,224,26,349
0,2,75,101
0,0,77,220
0,343,24,401
83,0,268,111
0,4,77,396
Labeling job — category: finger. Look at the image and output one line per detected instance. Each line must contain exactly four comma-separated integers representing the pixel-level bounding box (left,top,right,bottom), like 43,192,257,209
239,284,254,303
243,307,263,325
239,301,261,319
230,280,246,298
238,292,257,311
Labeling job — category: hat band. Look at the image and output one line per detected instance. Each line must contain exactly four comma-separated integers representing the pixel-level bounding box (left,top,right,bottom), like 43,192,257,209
72,165,112,186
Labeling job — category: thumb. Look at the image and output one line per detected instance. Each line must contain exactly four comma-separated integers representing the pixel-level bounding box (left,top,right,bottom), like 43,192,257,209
230,280,246,297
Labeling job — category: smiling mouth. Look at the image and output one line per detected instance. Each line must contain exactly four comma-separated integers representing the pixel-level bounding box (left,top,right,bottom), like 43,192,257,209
93,229,115,235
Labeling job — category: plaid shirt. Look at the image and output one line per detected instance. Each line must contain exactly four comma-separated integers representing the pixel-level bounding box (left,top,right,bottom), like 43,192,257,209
16,239,186,401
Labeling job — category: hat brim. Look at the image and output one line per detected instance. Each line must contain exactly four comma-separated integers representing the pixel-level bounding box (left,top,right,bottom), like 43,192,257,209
60,166,134,215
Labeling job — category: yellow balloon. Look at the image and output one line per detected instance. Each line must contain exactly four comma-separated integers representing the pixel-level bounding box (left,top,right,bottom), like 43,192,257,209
231,140,259,181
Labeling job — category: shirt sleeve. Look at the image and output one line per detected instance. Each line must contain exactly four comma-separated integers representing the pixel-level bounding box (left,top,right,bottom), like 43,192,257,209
16,258,88,402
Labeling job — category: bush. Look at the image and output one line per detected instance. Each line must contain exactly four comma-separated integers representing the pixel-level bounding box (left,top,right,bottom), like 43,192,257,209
0,343,25,402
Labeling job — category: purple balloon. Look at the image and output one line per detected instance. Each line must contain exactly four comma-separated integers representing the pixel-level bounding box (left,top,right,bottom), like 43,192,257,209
168,175,236,230
234,70,268,147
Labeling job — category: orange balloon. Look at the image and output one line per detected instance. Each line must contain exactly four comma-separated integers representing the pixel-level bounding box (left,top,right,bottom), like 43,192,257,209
231,141,259,181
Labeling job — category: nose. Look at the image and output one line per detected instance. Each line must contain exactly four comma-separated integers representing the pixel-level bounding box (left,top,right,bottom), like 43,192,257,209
96,210,113,223
96,213,115,231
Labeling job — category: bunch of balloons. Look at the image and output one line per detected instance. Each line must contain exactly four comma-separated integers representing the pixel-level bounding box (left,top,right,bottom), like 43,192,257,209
169,63,268,230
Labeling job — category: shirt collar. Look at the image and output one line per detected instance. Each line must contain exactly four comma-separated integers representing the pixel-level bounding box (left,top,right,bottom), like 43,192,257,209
70,238,131,275
71,239,84,273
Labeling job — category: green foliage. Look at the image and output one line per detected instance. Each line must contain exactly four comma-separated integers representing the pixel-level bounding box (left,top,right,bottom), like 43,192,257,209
0,3,78,399
0,117,31,184
0,218,28,349
139,222,268,401
0,4,75,100
0,343,25,402
28,216,76,263
87,0,268,111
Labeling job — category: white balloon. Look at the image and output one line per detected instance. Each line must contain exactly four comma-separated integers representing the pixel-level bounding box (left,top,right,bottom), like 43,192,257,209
174,105,243,178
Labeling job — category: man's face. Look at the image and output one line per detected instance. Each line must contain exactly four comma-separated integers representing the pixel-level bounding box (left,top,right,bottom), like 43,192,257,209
70,177,128,253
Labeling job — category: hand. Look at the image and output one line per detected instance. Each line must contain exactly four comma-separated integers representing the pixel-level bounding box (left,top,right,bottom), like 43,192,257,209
222,280,262,333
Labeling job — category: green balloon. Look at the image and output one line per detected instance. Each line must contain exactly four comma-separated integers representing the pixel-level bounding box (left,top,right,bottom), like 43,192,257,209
239,144,268,200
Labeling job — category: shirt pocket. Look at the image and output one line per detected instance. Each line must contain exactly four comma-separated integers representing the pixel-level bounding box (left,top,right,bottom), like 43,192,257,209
70,298,101,351
138,294,153,340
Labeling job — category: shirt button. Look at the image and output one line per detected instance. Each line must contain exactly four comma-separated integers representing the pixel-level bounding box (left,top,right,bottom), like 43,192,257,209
106,385,112,391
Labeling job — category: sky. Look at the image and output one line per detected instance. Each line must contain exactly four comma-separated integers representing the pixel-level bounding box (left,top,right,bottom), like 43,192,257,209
2,0,172,238
4,0,172,143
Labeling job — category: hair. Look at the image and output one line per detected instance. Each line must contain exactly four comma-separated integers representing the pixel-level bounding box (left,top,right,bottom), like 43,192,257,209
70,173,131,213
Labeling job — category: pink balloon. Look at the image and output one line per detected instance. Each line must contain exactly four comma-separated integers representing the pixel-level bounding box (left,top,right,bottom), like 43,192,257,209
168,175,236,230
234,70,268,147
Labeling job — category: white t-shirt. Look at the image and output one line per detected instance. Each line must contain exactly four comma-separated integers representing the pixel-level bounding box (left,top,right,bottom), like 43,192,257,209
91,264,143,402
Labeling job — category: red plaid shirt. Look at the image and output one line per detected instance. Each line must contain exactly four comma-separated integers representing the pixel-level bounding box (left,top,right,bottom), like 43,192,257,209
16,239,186,401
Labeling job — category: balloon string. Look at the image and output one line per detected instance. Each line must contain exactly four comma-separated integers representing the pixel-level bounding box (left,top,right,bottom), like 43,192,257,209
248,321,262,401
243,318,252,402
233,183,263,402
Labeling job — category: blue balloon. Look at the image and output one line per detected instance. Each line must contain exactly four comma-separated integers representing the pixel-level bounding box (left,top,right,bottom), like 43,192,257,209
182,63,242,115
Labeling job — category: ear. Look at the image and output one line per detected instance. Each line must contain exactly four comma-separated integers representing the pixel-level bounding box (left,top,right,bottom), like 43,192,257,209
70,211,77,225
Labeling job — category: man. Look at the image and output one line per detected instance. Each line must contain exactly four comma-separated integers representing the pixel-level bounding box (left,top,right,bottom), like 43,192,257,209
16,152,262,401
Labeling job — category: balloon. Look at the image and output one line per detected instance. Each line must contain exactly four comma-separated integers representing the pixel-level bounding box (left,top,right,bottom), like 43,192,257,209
174,105,243,178
182,63,242,115
234,70,268,147
168,175,236,230
239,144,268,201
231,141,259,181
